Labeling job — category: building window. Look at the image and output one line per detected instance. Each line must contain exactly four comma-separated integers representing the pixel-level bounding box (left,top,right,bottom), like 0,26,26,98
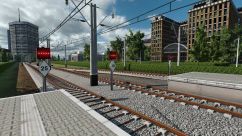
219,4,222,9
224,16,227,21
224,9,227,15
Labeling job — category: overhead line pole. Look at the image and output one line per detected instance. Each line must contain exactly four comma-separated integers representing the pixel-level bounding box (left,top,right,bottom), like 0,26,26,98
90,3,98,86
65,44,67,68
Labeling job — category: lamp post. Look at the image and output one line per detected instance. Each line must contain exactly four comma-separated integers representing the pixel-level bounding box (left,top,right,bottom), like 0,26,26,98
236,38,240,67
177,26,181,66
123,38,126,68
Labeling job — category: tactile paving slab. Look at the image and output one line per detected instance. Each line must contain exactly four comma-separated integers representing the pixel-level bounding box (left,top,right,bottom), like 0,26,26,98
33,91,117,136
0,97,21,136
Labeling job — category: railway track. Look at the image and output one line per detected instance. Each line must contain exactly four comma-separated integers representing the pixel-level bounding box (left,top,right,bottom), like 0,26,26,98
56,67,242,119
27,64,187,136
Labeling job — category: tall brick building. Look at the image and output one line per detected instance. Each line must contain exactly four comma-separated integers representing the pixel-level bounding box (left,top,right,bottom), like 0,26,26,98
150,16,180,61
187,0,241,53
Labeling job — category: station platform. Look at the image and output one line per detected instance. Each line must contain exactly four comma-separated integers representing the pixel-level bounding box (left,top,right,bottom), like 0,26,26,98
0,90,129,136
168,72,242,104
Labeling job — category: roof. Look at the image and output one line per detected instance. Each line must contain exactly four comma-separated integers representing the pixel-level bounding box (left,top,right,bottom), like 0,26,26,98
0,48,10,52
143,39,151,43
238,7,242,12
9,21,38,28
152,15,180,24
163,43,188,53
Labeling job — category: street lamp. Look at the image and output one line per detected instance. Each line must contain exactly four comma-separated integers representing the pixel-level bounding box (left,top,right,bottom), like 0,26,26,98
236,38,240,67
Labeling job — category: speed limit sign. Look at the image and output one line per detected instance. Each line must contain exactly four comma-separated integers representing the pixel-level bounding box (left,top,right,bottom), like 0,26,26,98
38,61,51,77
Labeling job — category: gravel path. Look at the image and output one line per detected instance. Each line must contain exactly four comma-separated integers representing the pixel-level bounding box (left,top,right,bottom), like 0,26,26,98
49,69,242,135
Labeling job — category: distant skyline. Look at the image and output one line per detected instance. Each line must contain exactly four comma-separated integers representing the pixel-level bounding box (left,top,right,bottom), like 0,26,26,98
0,0,242,56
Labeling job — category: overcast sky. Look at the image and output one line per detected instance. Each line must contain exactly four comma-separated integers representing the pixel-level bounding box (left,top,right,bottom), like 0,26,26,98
0,0,241,57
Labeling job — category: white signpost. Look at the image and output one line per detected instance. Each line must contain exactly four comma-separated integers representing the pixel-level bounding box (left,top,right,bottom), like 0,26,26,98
39,61,51,77
109,61,116,71
109,61,116,90
38,61,51,92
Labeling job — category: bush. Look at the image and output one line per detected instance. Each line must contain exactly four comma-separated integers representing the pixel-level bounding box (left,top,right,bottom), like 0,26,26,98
214,62,230,66
52,61,242,75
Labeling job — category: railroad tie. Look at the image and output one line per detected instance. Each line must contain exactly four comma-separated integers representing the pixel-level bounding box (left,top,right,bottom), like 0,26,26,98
180,102,186,106
122,110,129,115
192,105,199,110
157,128,167,136
229,106,236,111
200,99,207,104
214,102,221,107
207,109,214,114
223,113,232,119
132,115,140,121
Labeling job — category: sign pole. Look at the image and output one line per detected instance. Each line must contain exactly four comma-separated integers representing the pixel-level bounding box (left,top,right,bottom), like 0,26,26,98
168,60,171,76
37,47,51,92
43,75,46,92
108,51,117,91
110,67,113,91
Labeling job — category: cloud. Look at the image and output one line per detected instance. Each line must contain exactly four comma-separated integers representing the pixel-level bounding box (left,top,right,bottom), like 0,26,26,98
0,0,150,56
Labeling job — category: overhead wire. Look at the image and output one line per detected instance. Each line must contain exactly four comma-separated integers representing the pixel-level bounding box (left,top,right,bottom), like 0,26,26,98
98,0,202,35
40,0,92,43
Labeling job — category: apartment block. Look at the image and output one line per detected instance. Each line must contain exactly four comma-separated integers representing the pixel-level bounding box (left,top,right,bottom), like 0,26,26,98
187,0,240,51
151,16,180,61
9,21,39,61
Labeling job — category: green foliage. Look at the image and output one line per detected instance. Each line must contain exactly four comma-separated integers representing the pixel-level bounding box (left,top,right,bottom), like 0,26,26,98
83,43,90,60
218,27,234,63
144,46,151,61
190,25,242,63
126,30,145,60
209,35,220,62
52,61,242,75
190,25,208,62
110,37,123,60
103,48,110,61
57,54,60,61
0,48,12,62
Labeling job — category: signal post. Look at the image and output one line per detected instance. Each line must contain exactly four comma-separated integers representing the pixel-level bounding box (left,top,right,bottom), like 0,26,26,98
37,47,51,92
109,51,118,91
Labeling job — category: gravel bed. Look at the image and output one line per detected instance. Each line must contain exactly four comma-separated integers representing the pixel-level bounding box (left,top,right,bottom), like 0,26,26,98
50,69,242,135
105,110,123,118
135,125,175,136
233,107,242,114
125,119,145,133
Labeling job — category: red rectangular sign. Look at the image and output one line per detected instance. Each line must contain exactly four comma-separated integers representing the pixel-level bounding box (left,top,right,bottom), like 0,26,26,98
37,48,51,59
109,51,118,60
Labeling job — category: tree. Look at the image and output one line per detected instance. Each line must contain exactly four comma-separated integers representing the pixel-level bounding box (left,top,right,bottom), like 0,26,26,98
110,37,123,60
2,51,7,62
209,34,220,62
144,46,150,61
218,27,234,63
126,30,145,60
104,48,110,61
83,43,90,60
189,25,208,62
57,54,60,61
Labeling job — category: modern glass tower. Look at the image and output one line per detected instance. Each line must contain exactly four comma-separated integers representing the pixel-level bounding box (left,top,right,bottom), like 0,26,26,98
8,21,39,62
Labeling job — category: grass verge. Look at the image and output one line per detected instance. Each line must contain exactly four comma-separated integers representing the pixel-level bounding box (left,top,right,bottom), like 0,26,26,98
52,61,242,75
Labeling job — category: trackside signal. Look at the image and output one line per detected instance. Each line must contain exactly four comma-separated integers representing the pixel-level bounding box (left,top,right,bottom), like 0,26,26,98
37,47,51,59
